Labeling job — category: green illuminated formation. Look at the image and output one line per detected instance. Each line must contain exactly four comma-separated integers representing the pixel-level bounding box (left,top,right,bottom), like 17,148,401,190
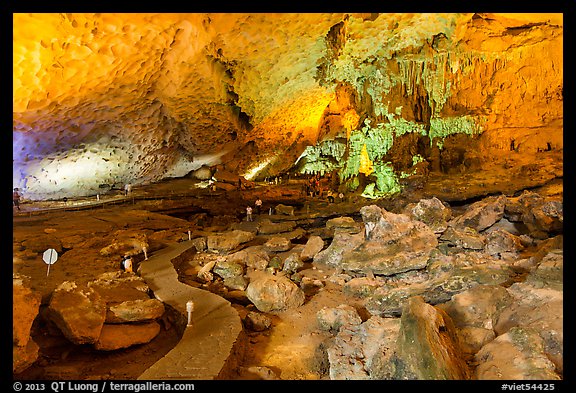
296,26,493,198
362,162,402,199
296,111,484,198
295,139,347,176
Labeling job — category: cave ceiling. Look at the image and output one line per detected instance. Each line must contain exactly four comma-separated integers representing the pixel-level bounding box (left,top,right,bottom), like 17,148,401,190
12,12,563,200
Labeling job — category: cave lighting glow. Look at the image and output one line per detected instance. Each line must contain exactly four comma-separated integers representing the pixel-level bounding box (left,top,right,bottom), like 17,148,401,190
243,157,274,181
20,145,126,200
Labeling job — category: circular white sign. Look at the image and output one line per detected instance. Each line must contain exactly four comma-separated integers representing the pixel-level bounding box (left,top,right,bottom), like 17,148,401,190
43,248,58,265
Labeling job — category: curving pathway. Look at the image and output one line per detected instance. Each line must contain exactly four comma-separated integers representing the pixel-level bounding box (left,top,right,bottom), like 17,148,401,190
137,241,243,380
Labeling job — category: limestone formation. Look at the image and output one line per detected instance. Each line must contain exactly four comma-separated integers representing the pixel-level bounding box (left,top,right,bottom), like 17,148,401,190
94,321,162,351
13,274,42,373
474,327,560,380
392,296,470,380
245,273,305,312
47,281,108,345
13,14,562,202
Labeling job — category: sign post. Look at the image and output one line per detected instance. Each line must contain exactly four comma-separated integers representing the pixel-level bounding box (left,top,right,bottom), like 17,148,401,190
43,248,58,277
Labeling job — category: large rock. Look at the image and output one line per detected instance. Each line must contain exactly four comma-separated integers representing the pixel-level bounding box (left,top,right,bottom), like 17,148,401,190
339,205,437,275
207,229,255,254
442,284,513,330
325,316,401,380
99,230,149,257
257,219,296,235
13,339,39,374
313,228,365,267
495,280,563,373
440,226,486,250
325,216,363,233
88,271,151,304
484,229,524,257
106,299,165,324
246,273,305,312
441,284,513,353
300,235,325,261
13,274,42,374
474,327,560,380
94,321,161,351
228,245,270,271
263,236,292,252
366,252,514,317
403,197,452,234
449,195,507,232
511,191,563,237
13,274,42,347
275,204,295,216
391,296,470,380
316,304,362,333
47,281,107,344
213,259,245,279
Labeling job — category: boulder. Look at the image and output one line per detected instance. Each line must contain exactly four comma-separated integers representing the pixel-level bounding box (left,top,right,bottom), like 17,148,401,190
257,219,296,235
484,229,524,257
324,316,401,380
403,197,452,234
46,281,107,345
244,311,272,332
300,235,325,261
442,284,513,331
13,274,42,374
495,280,563,373
263,237,292,252
440,226,485,250
282,253,304,274
94,321,161,351
106,299,165,324
449,194,507,231
313,229,365,267
246,273,305,312
475,327,560,380
88,271,151,304
391,296,470,380
13,274,42,347
316,305,362,333
207,230,255,254
339,206,437,275
275,204,295,216
213,259,245,279
325,216,363,233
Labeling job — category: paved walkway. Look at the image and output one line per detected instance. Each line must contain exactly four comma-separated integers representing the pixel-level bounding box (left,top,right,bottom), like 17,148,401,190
137,241,243,380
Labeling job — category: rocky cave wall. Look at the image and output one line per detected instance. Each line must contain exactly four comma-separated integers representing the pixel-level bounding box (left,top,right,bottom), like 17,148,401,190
13,13,563,200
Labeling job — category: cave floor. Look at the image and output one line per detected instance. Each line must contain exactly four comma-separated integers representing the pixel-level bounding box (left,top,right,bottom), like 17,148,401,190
13,160,562,381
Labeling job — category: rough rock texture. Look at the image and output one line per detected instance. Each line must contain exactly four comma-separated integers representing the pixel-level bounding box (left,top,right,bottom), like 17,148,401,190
474,327,560,380
94,321,161,351
245,272,305,312
46,281,107,345
339,205,438,275
13,274,42,373
391,296,470,380
13,13,562,200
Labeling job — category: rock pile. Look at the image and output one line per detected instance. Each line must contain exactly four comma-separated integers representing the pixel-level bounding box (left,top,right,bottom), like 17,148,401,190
176,191,562,380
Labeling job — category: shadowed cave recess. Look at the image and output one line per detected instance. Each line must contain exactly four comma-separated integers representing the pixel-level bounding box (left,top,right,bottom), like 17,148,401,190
13,12,563,381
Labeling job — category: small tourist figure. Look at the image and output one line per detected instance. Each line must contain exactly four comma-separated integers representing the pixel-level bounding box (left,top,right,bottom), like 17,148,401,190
327,190,335,203
13,188,21,210
246,206,253,222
